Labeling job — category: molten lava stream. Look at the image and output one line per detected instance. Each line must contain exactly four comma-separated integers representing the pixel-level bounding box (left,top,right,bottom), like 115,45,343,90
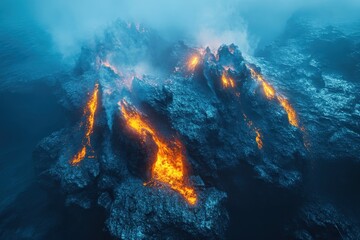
255,129,263,149
120,100,197,205
248,66,275,100
247,65,301,128
70,83,99,165
243,114,263,150
221,72,235,88
277,95,299,128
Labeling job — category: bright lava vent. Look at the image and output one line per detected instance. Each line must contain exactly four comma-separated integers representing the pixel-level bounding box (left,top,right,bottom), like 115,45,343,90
120,100,197,205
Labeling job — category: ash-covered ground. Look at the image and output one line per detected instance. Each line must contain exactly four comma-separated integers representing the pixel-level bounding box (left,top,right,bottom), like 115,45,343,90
1,11,360,240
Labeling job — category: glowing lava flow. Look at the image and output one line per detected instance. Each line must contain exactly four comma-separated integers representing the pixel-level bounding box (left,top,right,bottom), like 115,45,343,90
221,72,236,88
255,130,263,149
277,95,299,128
70,84,99,165
120,100,197,205
243,114,263,150
248,67,275,100
247,66,300,128
187,55,199,71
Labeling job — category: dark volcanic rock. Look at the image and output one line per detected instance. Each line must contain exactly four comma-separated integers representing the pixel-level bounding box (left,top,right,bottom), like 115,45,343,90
107,180,228,240
33,21,231,239
32,17,360,239
255,14,360,164
286,200,360,240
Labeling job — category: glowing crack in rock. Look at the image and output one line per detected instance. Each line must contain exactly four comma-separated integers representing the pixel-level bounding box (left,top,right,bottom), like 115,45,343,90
277,95,299,128
247,65,300,128
71,146,86,165
221,72,236,88
255,129,263,149
248,67,276,100
243,114,263,150
187,55,200,71
70,83,99,165
219,68,261,149
120,100,197,205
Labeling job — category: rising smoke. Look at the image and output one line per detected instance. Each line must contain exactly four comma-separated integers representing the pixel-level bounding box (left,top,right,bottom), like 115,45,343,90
4,0,360,56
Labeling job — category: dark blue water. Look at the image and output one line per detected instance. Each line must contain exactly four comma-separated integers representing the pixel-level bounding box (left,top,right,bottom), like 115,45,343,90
0,5,114,237
0,0,63,208
0,4,84,238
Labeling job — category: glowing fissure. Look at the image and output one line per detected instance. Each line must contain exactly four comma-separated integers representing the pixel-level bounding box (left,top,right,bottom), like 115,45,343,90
247,65,300,128
70,83,99,165
218,65,261,149
248,67,275,99
277,95,299,128
243,114,263,150
255,130,263,149
120,100,197,205
221,72,235,88
187,55,199,71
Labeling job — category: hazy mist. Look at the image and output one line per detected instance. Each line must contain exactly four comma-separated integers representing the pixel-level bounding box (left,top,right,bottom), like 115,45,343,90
3,0,360,56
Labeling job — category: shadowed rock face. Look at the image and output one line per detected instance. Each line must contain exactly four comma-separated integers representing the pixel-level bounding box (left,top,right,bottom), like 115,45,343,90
285,200,360,240
33,17,360,239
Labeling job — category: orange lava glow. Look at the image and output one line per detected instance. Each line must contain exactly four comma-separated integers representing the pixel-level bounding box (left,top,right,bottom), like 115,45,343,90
120,100,197,205
247,65,301,129
248,67,275,99
84,84,99,145
70,84,99,165
243,114,264,149
71,146,86,165
277,96,299,128
221,72,235,88
255,129,263,149
187,55,199,71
